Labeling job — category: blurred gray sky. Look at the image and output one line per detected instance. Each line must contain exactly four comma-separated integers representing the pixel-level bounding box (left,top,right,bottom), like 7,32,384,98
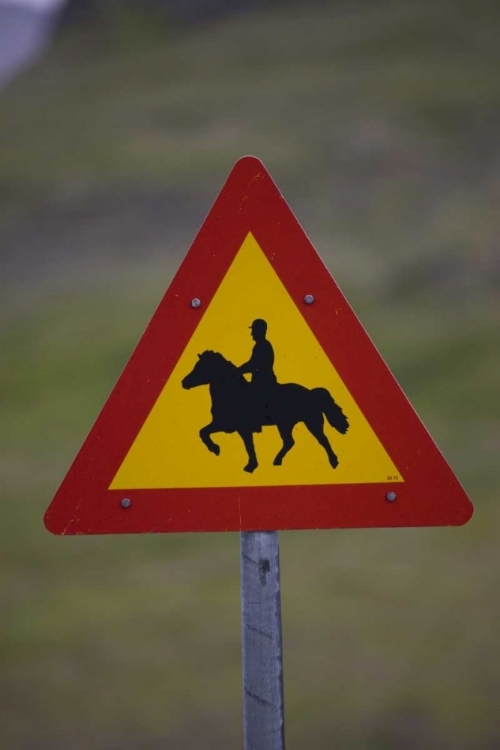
0,0,65,87
0,0,256,86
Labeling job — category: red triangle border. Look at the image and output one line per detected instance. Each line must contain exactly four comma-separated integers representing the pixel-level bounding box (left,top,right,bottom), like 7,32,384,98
44,156,473,534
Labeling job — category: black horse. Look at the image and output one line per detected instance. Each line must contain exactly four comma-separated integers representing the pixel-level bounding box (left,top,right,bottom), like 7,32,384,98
182,350,349,474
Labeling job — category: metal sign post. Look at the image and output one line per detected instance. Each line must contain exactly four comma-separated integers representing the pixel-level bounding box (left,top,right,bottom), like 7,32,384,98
240,531,285,750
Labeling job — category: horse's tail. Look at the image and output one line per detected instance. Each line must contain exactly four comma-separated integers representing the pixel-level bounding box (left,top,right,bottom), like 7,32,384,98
313,388,349,434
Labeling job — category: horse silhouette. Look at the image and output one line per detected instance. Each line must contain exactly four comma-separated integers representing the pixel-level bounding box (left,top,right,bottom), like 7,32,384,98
182,350,349,474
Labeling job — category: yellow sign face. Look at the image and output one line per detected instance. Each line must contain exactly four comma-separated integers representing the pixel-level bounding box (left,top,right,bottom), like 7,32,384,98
111,233,401,489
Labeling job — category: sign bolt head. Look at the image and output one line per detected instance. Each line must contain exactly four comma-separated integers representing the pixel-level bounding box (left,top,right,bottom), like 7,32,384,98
386,491,397,502
304,294,315,304
120,497,132,509
191,298,201,309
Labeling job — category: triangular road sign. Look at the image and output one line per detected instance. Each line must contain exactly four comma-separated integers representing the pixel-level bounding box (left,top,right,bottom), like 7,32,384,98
44,156,473,534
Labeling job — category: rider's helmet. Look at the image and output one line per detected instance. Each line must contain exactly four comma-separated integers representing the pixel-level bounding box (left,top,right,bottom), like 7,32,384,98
250,319,267,337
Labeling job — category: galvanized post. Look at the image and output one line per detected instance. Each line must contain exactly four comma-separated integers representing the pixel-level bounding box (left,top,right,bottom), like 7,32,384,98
240,531,285,750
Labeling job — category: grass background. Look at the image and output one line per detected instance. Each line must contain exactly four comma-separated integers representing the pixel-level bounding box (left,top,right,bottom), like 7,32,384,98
1,1,499,747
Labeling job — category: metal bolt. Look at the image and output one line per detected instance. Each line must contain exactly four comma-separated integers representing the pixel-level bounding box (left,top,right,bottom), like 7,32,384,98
304,294,315,304
120,497,132,509
191,298,201,309
386,491,397,502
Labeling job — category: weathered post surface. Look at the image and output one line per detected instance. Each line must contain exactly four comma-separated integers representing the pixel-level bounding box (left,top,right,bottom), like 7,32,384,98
240,531,285,750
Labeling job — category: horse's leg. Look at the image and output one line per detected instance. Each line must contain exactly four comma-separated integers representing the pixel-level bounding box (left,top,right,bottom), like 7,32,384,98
273,422,295,466
199,421,220,456
304,413,339,468
238,430,258,473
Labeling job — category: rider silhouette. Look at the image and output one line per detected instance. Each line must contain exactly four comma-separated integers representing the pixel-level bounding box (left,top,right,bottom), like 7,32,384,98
238,319,277,386
238,319,277,426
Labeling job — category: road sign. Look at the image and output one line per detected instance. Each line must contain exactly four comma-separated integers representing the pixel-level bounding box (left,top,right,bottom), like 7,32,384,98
44,156,473,534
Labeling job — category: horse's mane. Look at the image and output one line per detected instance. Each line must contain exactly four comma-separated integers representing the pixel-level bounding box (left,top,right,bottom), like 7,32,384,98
199,350,240,376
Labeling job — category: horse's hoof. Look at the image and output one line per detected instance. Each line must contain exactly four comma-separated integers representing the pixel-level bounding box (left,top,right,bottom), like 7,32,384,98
243,462,257,474
209,444,220,456
273,457,283,466
329,456,339,469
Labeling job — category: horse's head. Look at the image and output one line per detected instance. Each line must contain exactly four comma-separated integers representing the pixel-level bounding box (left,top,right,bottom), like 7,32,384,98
182,350,231,389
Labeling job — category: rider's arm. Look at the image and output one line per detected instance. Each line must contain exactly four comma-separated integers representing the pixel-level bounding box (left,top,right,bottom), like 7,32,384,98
238,345,257,373
238,360,253,373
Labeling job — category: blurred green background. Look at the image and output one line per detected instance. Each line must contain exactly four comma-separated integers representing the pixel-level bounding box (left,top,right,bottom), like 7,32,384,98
1,0,499,747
